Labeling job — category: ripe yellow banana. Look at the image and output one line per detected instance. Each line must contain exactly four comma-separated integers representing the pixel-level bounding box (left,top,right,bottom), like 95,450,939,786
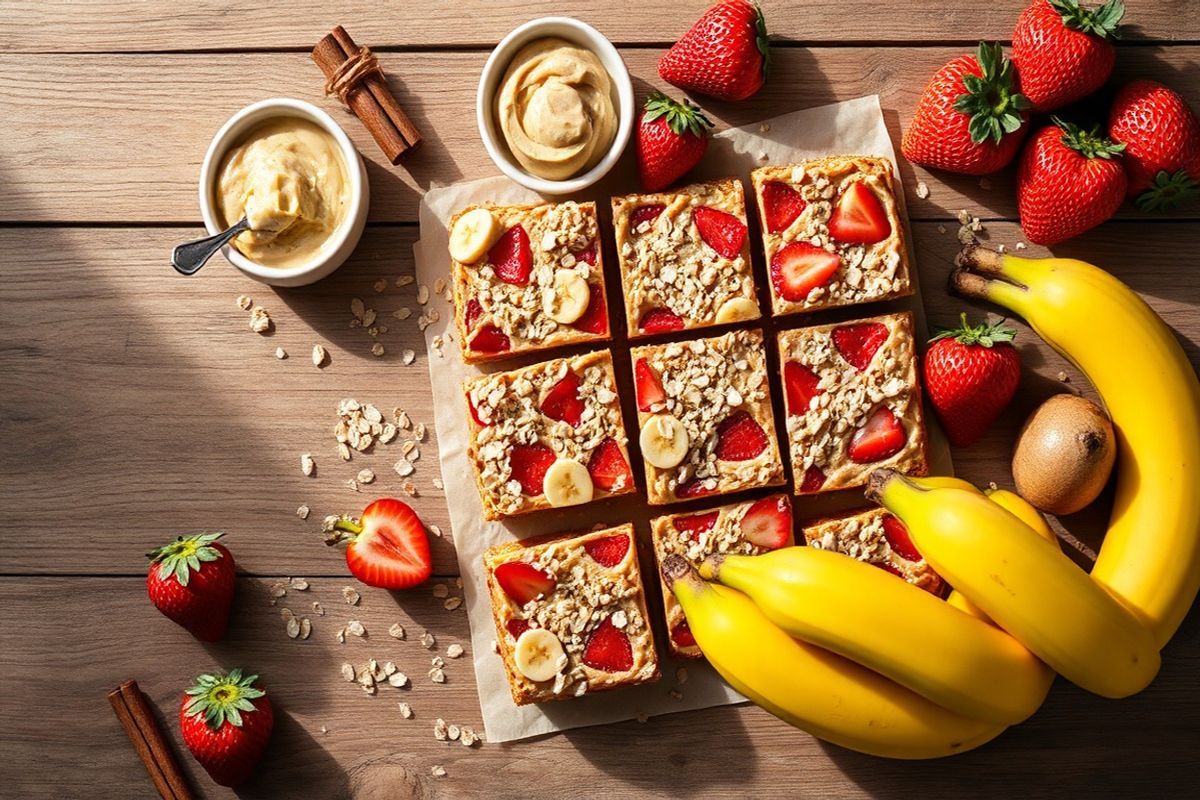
661,555,1006,759
869,470,1160,698
955,245,1200,649
699,547,1052,724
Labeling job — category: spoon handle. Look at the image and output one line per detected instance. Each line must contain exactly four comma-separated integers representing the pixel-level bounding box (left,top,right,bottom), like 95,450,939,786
172,218,251,276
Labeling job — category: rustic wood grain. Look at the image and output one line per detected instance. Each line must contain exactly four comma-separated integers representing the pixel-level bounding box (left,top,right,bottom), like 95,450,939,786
2,0,1196,52
1,47,1197,224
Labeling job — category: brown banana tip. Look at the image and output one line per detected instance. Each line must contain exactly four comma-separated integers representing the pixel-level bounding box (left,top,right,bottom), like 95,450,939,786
660,554,694,584
699,554,726,578
957,240,1005,276
864,468,898,504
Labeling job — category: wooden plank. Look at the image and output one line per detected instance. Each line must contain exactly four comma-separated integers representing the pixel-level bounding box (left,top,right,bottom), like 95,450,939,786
0,575,1197,799
1,47,1197,224
3,221,1197,575
2,0,1196,52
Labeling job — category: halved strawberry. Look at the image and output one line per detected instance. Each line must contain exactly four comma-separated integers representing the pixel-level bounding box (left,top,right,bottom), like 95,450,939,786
587,438,632,492
783,361,822,416
505,618,531,639
833,322,888,371
631,204,666,229
693,206,747,259
848,407,905,464
676,478,714,499
508,443,556,495
573,240,598,265
770,242,840,303
466,395,489,427
740,496,792,549
570,284,608,335
829,182,890,245
468,324,510,354
494,561,556,605
540,371,584,427
488,225,532,285
798,465,827,493
584,533,631,568
582,617,633,672
673,510,719,540
882,514,922,562
715,410,769,461
635,358,667,411
762,181,807,233
639,307,685,334
464,298,483,331
670,620,698,648
330,499,432,590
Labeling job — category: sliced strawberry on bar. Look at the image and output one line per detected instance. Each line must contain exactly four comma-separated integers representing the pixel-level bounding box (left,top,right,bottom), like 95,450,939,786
882,514,922,562
631,204,666,229
464,298,483,331
784,361,822,416
693,206,747,259
505,618,531,639
639,307,685,334
832,322,888,371
829,182,891,245
573,240,598,265
587,437,632,492
676,478,714,499
508,443,556,495
583,533,631,568
798,464,827,493
468,324,511,354
467,395,489,427
740,496,792,550
634,358,667,411
762,181,807,233
670,620,698,648
494,561,556,606
540,371,584,428
488,225,533,285
848,407,905,464
715,410,769,461
570,284,608,335
770,242,840,303
582,617,633,672
673,510,719,540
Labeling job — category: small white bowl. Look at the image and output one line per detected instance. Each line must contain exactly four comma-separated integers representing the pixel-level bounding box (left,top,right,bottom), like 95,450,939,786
477,17,634,195
198,98,369,287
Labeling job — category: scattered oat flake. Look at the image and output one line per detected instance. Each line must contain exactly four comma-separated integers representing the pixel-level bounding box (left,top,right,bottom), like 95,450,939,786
275,347,287,360
371,342,385,357
343,586,361,605
379,423,397,444
388,671,410,688
429,668,446,684
454,577,463,589
356,468,376,484
351,298,366,319
312,600,324,615
373,278,388,293
346,478,359,493
1057,371,1069,382
402,349,416,365
397,275,415,287
1015,241,1028,250
431,766,446,778
290,577,309,590
414,423,427,442
421,632,436,649
393,307,413,321
312,344,328,367
336,628,346,644
363,308,377,328
396,410,412,429
429,524,443,539
300,453,315,476
270,584,287,598
248,306,271,333
403,481,418,497
296,504,310,519
444,597,462,611
432,477,444,491
447,644,464,659
460,727,481,747
915,180,930,199
399,702,413,719
431,656,445,669
338,442,353,461
300,618,312,639
341,663,356,682
433,584,449,599
237,294,253,311
447,724,461,741
388,623,406,639
434,719,448,740
347,620,365,637
417,285,430,305
394,459,414,477
280,607,295,622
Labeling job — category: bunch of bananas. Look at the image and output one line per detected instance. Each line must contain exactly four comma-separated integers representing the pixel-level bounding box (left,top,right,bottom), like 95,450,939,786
662,246,1200,759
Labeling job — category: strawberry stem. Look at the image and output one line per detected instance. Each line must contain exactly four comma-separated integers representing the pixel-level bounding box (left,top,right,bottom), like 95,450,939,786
183,668,265,730
642,93,714,138
953,43,1030,145
1052,116,1125,160
325,515,363,546
146,531,224,587
1136,169,1200,213
1050,0,1125,39
930,312,1017,347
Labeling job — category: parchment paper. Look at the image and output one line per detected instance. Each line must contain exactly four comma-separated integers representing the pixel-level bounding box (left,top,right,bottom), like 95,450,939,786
413,95,953,743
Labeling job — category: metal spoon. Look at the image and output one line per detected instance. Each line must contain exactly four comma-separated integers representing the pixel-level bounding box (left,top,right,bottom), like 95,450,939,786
171,217,250,275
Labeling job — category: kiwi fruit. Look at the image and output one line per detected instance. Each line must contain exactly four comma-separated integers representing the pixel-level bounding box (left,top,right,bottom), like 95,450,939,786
1012,394,1116,515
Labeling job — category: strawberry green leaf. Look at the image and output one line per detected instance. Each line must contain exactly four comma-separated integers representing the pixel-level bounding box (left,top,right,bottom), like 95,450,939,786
1050,0,1125,39
930,312,1017,347
184,669,266,731
1136,169,1200,213
642,93,715,138
1052,116,1126,160
147,531,225,588
953,43,1030,146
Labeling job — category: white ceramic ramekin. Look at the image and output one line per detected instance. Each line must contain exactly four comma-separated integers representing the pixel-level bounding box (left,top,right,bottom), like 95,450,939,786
476,17,634,195
198,98,369,287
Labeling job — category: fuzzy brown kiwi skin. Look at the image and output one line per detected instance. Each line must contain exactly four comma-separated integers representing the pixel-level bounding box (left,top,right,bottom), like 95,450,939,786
1012,394,1116,516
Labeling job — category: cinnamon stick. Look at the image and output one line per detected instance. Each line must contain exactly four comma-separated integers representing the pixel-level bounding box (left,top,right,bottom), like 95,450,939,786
108,680,194,800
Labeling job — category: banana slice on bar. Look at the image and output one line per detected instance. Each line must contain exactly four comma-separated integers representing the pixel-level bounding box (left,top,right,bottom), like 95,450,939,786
449,207,499,264
640,414,690,470
543,458,594,507
543,269,591,324
514,628,566,682
715,297,760,324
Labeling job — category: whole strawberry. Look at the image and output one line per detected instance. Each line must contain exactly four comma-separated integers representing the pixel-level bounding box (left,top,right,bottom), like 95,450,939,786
180,669,274,787
901,43,1031,176
1108,79,1200,211
923,314,1021,448
147,531,235,641
1011,0,1125,113
1017,118,1126,245
658,0,770,102
636,93,714,191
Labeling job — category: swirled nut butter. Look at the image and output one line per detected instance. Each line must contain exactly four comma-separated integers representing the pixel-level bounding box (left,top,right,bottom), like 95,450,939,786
496,37,617,181
216,118,350,268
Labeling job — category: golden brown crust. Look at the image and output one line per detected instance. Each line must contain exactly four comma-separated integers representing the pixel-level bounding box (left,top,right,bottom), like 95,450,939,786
801,507,945,595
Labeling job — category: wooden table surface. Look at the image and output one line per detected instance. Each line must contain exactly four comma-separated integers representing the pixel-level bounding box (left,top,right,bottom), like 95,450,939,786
2,2,1198,798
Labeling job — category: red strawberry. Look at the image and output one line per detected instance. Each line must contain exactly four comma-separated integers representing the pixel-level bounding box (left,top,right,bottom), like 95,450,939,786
574,240,598,265
770,242,839,303
693,206,748,259
783,360,822,416
636,93,714,192
676,477,715,499
761,181,807,233
882,514,922,562
582,617,633,672
740,495,792,549
467,395,489,427
488,225,532,285
584,533,631,568
670,620,698,648
468,323,510,354
632,204,666,228
832,322,889,371
1017,118,1127,245
828,182,891,244
901,43,1031,176
508,443,556,496
924,314,1021,447
587,437,633,492
329,499,432,590
505,618,531,639
715,410,769,461
1108,79,1200,211
848,407,906,464
146,532,236,642
673,510,720,539
639,307,685,334
571,284,608,335
494,561,556,605
180,669,273,788
1011,0,1124,113
658,0,770,102
540,371,584,427
798,465,827,493
635,358,667,411
464,298,483,331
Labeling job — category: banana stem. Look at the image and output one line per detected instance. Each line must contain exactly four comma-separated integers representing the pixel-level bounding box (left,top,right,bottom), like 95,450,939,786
698,554,726,580
951,242,1035,319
